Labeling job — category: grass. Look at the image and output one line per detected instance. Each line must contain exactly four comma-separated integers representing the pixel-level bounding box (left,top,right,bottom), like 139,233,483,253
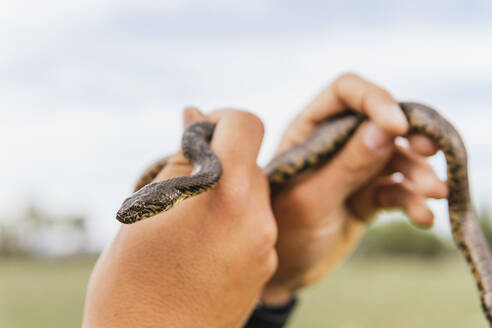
289,256,488,328
0,256,488,327
0,256,96,328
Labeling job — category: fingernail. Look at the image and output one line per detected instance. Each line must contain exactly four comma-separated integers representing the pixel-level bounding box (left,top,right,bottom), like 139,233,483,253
183,106,201,128
363,123,391,151
387,103,409,133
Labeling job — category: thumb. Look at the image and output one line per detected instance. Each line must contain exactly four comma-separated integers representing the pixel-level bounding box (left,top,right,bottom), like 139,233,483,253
276,121,395,212
328,121,394,200
154,106,207,181
183,106,206,129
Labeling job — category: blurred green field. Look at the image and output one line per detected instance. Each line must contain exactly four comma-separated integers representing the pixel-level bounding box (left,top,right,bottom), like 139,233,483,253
0,256,488,327
289,256,488,327
0,257,94,328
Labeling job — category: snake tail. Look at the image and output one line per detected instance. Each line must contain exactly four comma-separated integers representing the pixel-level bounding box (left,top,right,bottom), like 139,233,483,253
116,121,222,224
264,102,492,325
401,103,492,324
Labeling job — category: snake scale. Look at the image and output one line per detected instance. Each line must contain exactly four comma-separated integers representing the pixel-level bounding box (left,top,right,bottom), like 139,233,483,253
116,102,492,325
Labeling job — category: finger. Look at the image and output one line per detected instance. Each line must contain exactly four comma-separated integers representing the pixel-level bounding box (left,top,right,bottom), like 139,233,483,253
349,177,435,227
383,146,448,199
290,122,394,208
157,107,207,180
275,119,315,154
155,152,192,181
407,134,439,156
322,121,395,199
376,180,435,228
208,109,265,170
183,106,206,128
158,109,264,182
301,73,408,135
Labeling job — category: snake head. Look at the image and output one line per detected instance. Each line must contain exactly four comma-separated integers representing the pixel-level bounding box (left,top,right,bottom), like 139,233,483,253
116,181,184,224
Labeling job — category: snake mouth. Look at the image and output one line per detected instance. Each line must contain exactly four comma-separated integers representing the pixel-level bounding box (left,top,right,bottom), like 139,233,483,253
116,197,172,224
116,208,156,224
116,209,140,224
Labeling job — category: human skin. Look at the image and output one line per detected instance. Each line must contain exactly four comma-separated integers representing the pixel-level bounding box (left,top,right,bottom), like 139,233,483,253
83,73,448,326
83,110,278,328
261,73,449,304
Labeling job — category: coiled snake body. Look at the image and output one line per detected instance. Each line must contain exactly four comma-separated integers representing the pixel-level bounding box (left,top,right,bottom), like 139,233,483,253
116,102,492,325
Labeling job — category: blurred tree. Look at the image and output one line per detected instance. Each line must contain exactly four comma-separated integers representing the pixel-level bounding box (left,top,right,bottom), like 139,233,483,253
0,202,89,257
354,215,449,258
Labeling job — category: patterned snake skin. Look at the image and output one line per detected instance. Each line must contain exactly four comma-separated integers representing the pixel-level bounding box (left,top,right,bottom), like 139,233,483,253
116,102,492,325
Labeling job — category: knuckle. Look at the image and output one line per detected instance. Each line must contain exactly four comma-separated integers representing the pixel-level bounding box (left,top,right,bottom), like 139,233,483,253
418,159,435,175
237,110,265,137
220,168,266,211
220,173,265,212
262,214,278,246
250,212,278,253
155,153,193,180
364,87,393,106
418,175,448,198
368,80,392,96
282,123,309,148
286,183,312,208
408,160,440,193
417,169,437,189
212,109,265,137
341,149,377,176
166,152,189,166
263,250,279,279
335,72,361,85
221,179,251,209
409,202,434,224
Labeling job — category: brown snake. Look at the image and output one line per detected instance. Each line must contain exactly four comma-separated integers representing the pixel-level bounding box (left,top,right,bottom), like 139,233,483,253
116,102,492,325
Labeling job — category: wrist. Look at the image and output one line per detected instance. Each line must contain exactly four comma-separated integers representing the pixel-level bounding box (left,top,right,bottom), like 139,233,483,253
245,293,299,328
261,285,295,306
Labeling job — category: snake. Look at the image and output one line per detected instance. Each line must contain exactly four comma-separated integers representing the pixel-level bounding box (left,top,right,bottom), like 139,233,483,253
116,102,492,325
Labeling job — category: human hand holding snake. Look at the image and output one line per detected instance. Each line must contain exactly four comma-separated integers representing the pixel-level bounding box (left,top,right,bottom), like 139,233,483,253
261,73,449,304
84,110,277,328
112,73,492,325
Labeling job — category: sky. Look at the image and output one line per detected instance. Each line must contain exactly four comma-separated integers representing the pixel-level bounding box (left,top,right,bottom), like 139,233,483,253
2,0,492,250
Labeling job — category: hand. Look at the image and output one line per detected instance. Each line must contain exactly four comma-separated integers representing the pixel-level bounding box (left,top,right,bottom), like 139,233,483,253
83,109,278,328
261,73,448,304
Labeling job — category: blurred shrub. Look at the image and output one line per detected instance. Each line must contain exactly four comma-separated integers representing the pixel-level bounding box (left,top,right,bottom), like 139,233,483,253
353,217,449,258
0,203,90,257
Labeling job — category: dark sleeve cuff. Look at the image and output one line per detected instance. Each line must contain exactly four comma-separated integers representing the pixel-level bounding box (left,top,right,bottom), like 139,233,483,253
243,295,298,328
